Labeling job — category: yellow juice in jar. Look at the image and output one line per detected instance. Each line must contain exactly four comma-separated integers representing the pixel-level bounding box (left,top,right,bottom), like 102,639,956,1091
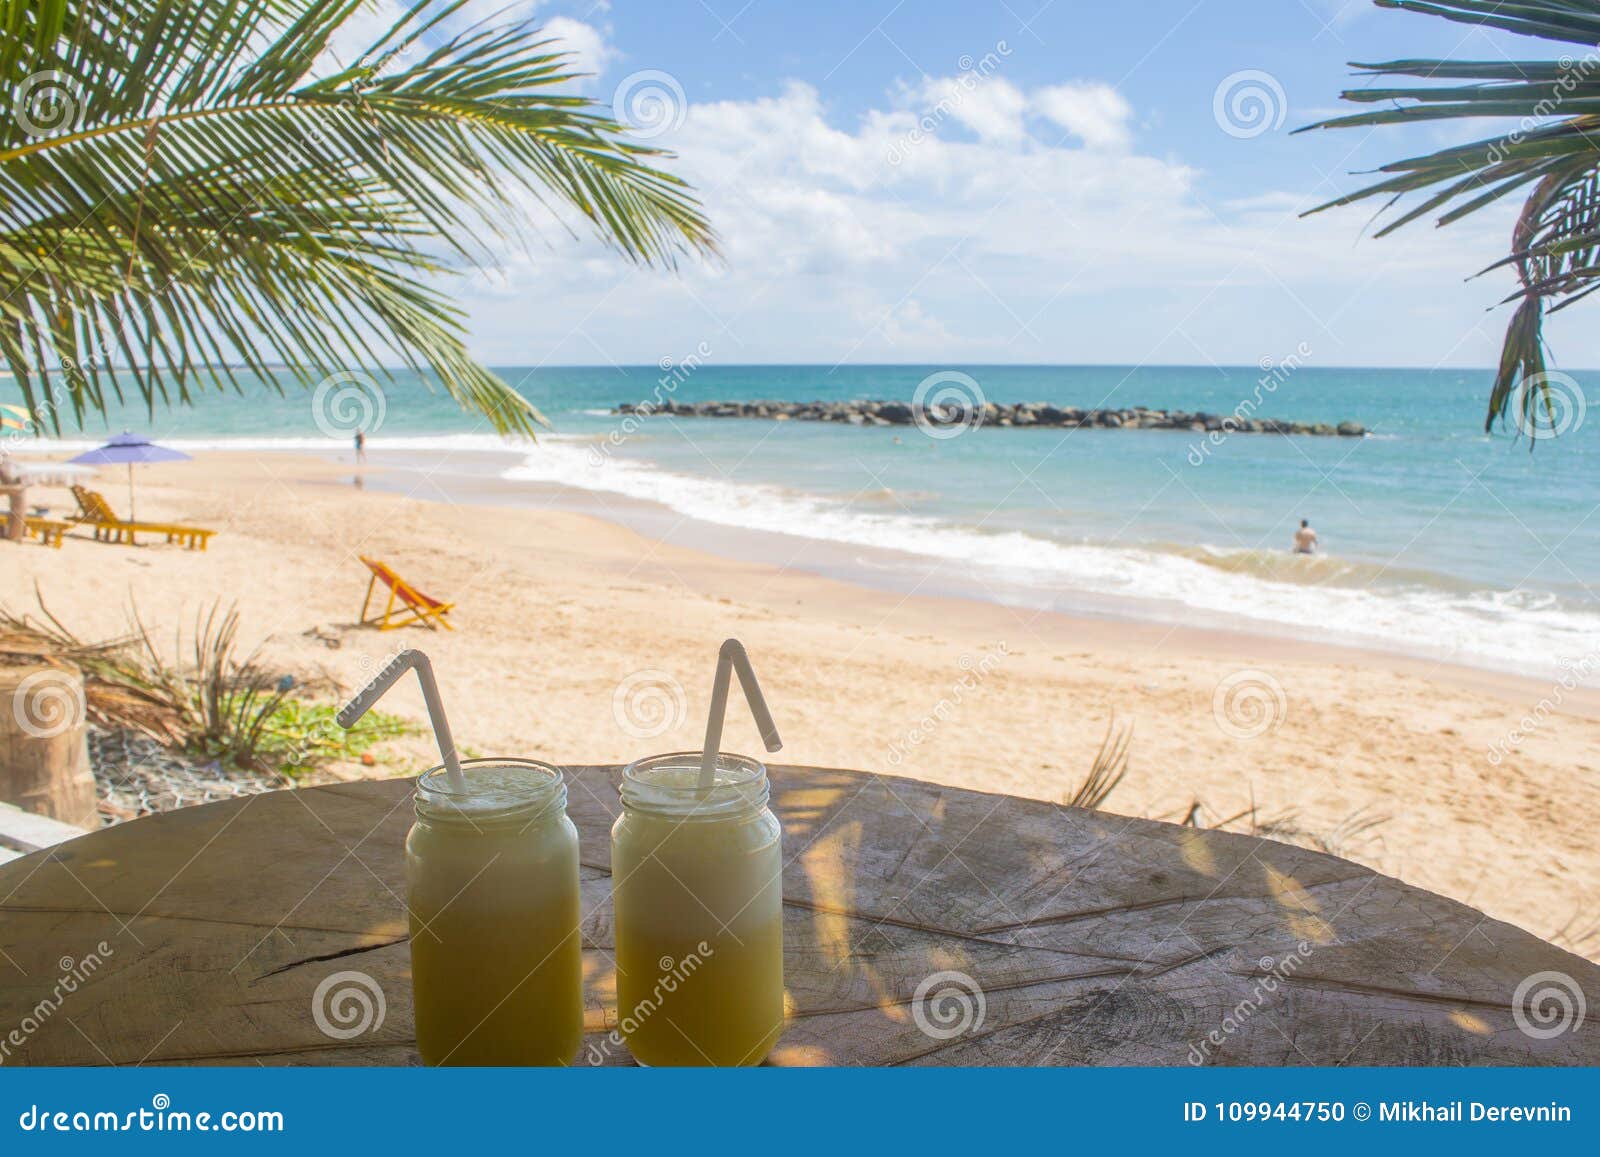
611,753,784,1066
406,760,582,1065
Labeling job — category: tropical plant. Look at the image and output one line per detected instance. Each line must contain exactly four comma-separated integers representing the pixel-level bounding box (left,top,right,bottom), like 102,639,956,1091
2,589,409,772
1301,0,1600,440
0,0,714,434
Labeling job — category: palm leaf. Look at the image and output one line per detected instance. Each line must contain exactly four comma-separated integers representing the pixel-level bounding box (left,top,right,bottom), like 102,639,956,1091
1063,715,1132,810
0,0,716,434
1299,0,1600,439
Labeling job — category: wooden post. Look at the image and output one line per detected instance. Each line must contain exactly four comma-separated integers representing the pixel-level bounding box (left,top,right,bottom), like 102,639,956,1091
0,663,97,827
0,483,25,542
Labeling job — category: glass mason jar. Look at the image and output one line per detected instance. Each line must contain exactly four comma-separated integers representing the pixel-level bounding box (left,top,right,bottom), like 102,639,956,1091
405,759,582,1066
610,752,785,1066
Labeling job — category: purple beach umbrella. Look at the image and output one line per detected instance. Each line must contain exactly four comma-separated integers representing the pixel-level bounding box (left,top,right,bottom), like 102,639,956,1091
67,432,192,522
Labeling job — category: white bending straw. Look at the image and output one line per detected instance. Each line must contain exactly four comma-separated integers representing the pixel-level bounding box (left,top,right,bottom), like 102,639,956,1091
699,638,783,789
337,649,466,793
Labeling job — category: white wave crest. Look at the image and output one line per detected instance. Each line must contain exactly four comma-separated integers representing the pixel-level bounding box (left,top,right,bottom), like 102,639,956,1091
503,442,1600,684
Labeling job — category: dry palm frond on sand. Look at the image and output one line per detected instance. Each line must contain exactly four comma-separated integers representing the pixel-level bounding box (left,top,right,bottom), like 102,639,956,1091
0,590,184,744
1063,715,1133,810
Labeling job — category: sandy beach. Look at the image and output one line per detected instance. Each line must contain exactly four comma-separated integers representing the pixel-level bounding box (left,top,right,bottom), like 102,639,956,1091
5,450,1598,962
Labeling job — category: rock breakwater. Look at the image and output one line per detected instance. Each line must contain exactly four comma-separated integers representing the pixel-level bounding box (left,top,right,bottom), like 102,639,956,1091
612,399,1366,436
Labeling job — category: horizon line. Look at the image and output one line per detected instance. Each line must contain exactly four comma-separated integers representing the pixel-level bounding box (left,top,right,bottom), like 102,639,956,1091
6,361,1587,376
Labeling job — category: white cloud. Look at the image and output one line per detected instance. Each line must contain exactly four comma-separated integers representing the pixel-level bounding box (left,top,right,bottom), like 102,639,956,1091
454,76,1558,370
898,75,1133,151
1032,82,1133,150
542,16,617,84
912,75,1030,146
866,298,954,349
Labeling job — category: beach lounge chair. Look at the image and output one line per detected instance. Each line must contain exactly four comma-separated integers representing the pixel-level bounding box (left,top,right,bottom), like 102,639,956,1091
358,556,455,631
23,518,69,548
69,486,216,550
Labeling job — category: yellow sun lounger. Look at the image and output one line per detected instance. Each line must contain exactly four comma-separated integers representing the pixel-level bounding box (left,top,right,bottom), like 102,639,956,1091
23,517,69,548
70,486,216,550
358,556,455,631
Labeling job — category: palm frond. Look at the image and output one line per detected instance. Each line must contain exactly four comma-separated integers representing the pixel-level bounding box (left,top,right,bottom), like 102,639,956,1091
1362,0,1600,47
1299,0,1600,439
0,0,715,434
1063,715,1132,810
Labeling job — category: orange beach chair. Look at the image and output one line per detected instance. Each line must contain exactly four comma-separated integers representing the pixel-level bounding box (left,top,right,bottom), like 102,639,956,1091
358,556,455,631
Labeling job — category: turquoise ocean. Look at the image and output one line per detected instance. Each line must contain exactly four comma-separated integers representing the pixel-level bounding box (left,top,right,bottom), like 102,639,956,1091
7,364,1598,683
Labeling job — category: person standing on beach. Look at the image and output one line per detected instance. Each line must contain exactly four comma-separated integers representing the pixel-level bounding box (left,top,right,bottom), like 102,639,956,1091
354,427,366,465
1293,518,1318,554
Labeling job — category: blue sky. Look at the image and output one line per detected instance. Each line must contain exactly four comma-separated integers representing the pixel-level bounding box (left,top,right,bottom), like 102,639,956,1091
370,1,1599,370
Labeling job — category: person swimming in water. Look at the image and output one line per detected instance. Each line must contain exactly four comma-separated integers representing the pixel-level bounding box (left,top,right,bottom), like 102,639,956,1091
1293,518,1318,554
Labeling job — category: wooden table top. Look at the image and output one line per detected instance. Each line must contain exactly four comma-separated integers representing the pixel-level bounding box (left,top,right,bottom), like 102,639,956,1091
1,764,1596,1066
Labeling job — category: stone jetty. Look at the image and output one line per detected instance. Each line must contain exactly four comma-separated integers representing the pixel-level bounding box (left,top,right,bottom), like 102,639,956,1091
612,398,1367,437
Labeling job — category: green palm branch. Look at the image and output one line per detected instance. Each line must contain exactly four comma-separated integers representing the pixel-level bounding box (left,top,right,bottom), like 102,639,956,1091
0,0,715,435
1300,0,1600,440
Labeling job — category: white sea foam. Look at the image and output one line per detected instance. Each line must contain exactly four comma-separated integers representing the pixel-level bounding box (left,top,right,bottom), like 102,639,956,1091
504,441,1600,684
